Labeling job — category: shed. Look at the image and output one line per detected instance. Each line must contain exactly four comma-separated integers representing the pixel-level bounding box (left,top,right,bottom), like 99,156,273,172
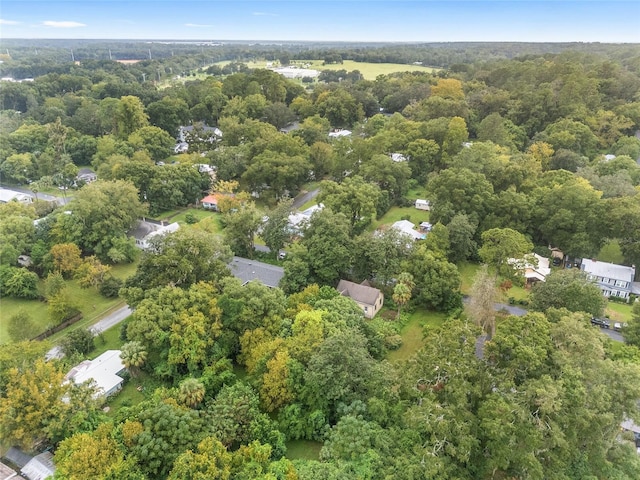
415,199,430,211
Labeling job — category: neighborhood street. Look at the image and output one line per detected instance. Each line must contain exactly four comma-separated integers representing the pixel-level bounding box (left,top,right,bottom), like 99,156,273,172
45,305,132,360
291,188,320,210
0,184,70,205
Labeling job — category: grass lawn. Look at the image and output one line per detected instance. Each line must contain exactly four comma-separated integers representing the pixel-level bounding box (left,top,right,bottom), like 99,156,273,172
285,440,323,461
0,261,138,345
458,262,480,295
89,323,126,358
605,302,634,323
170,207,218,224
105,377,146,415
405,185,430,201
387,308,448,363
369,206,430,232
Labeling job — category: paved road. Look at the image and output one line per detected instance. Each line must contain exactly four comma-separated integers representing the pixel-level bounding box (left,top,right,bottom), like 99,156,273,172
0,184,69,205
292,188,320,210
46,305,132,360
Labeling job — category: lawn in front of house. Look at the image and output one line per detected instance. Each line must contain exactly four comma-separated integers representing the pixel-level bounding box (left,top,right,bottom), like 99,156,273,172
387,308,448,363
369,206,430,232
605,301,634,323
89,323,126,359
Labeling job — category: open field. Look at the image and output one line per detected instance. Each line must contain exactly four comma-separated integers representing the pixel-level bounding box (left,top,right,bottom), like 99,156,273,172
387,309,448,363
605,302,634,323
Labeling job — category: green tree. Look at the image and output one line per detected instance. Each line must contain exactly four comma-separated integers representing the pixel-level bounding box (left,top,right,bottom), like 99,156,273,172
478,228,533,280
7,310,39,342
622,302,640,348
467,264,499,340
405,246,462,312
123,228,232,293
128,125,175,163
178,377,206,408
529,268,606,317
302,209,354,285
168,437,232,480
260,198,293,258
318,176,380,232
61,328,95,357
392,282,412,319
2,267,39,299
119,341,148,378
115,95,149,139
222,202,262,258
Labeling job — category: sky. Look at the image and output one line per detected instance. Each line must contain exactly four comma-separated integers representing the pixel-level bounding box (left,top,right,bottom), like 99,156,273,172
0,1,639,43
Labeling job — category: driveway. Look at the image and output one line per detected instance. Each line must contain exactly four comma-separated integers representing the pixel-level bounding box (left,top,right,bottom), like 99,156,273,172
45,305,132,360
292,188,320,210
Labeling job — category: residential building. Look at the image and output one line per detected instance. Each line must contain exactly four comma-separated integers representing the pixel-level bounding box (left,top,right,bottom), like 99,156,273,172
580,259,637,299
129,219,180,249
20,452,55,480
65,350,126,399
390,153,407,162
201,193,222,211
229,256,284,288
76,167,97,184
337,279,384,319
391,220,425,241
509,253,551,284
328,129,352,138
0,188,32,204
287,204,324,235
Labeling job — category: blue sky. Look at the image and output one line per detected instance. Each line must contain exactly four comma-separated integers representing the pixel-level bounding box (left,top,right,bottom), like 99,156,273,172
1,1,639,42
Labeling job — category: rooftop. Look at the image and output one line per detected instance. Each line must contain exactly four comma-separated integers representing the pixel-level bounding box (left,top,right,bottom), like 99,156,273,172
229,256,284,288
337,279,381,306
65,350,125,398
581,259,635,282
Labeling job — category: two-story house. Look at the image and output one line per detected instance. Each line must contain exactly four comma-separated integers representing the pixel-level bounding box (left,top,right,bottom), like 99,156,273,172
580,259,636,300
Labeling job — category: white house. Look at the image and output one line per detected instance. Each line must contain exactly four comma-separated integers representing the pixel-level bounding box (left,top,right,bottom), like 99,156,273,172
129,220,180,249
415,199,430,211
390,153,407,162
391,220,425,241
580,259,638,299
509,253,551,284
65,350,126,399
287,204,324,234
329,129,352,139
0,187,33,204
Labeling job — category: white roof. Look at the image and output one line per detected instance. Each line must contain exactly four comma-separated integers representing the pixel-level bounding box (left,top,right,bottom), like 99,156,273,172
581,259,635,282
270,66,320,78
508,254,551,281
415,199,429,205
392,220,425,240
391,153,407,162
145,222,180,243
0,188,32,203
21,452,55,480
329,129,352,138
65,350,125,397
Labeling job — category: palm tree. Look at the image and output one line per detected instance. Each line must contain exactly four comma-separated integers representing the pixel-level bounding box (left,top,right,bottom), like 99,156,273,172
178,378,205,408
120,341,147,378
393,282,412,319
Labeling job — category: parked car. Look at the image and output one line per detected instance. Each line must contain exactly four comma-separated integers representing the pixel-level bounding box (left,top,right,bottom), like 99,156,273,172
552,257,562,267
591,317,611,329
614,322,628,332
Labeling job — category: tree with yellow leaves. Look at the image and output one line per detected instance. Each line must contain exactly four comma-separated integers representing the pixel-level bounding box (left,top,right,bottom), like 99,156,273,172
260,349,294,412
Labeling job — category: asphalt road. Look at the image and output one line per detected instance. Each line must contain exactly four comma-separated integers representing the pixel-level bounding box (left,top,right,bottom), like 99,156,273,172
46,305,132,360
0,184,69,205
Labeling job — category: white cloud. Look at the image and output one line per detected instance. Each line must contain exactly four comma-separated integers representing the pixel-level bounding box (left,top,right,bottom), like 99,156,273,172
0,19,21,25
42,21,87,28
185,23,212,28
252,12,279,17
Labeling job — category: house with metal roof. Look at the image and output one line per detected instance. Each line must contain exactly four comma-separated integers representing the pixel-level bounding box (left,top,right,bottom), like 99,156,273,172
229,256,284,288
580,259,638,299
65,350,126,399
0,188,32,204
337,279,384,319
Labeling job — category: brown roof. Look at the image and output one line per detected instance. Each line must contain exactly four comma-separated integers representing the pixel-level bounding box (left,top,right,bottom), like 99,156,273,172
337,280,381,306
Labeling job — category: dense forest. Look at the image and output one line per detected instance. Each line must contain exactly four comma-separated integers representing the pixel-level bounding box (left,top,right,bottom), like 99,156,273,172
2,40,640,479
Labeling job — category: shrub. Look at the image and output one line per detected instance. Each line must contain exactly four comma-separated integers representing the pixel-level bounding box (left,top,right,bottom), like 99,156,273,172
61,328,95,357
0,267,39,299
184,212,197,224
100,276,123,298
8,311,40,341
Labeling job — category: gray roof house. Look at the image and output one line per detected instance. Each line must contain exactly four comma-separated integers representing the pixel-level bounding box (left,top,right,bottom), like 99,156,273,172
229,256,284,288
20,453,55,480
580,259,638,299
337,279,384,319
